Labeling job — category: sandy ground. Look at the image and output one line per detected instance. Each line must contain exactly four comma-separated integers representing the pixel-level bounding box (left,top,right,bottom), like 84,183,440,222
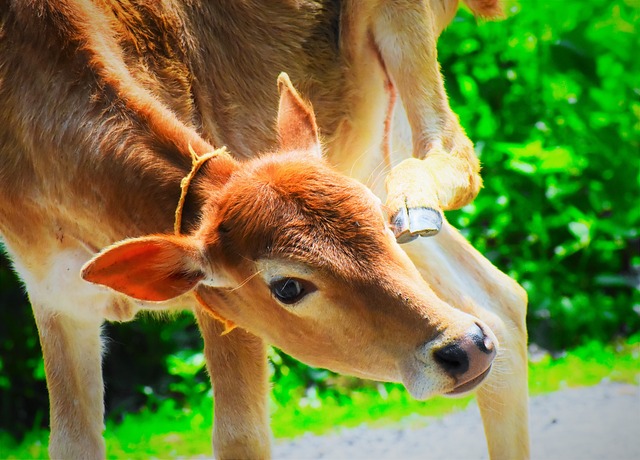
273,383,640,460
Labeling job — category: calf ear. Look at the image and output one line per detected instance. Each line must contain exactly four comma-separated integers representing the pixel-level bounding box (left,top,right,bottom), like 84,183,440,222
276,72,322,157
81,235,205,302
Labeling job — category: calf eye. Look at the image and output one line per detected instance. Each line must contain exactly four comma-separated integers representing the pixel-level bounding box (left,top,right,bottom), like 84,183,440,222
270,278,308,305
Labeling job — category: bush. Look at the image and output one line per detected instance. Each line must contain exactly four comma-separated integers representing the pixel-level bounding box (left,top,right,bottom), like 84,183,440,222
0,253,47,438
442,0,639,348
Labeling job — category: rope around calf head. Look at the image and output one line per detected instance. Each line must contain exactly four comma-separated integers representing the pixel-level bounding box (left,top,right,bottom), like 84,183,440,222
174,143,237,334
174,143,228,236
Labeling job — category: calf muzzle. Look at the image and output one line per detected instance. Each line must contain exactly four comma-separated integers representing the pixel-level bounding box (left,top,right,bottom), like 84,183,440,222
433,323,496,394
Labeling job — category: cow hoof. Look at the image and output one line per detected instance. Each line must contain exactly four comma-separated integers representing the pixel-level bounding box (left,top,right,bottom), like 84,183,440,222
392,206,443,244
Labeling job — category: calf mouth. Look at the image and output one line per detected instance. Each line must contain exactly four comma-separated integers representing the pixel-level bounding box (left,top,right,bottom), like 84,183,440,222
446,365,492,396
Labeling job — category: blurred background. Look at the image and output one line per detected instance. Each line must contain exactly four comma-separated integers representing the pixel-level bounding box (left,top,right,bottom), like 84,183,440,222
0,0,638,453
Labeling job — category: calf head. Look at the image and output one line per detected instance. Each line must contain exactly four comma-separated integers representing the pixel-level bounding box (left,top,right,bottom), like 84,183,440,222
82,73,497,398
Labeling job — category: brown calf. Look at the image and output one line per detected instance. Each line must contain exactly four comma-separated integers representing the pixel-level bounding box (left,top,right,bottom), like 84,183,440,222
0,1,529,459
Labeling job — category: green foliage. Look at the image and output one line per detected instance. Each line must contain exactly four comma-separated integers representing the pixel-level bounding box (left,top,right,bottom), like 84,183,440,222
442,0,640,349
0,250,48,439
528,334,640,394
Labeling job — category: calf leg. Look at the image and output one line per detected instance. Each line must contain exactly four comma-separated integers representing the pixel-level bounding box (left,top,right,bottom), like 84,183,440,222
195,306,271,459
403,222,530,459
32,305,105,459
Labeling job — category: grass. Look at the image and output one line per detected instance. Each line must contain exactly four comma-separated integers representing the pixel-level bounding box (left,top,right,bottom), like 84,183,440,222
1,337,638,459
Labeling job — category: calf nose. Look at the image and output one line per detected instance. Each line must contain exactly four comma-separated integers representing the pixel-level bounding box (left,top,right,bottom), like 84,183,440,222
433,323,496,383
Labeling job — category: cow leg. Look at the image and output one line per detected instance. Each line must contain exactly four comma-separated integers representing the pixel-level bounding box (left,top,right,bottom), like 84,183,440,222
402,222,530,459
32,305,105,459
195,307,270,459
368,0,482,239
476,321,530,459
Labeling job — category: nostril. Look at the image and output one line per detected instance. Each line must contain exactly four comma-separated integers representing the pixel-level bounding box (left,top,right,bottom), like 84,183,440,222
433,343,469,377
472,322,495,355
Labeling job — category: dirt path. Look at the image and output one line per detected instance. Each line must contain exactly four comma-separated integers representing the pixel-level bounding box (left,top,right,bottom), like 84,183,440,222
273,383,640,459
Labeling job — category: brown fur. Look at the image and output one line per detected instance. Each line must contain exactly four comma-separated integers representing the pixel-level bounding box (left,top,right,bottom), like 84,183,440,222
0,1,528,459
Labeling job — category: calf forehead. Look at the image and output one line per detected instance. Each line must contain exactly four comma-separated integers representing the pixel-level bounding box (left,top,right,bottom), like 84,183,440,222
216,160,391,279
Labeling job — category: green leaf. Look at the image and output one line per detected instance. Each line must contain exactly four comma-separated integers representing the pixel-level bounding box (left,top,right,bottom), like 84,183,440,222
458,74,479,99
